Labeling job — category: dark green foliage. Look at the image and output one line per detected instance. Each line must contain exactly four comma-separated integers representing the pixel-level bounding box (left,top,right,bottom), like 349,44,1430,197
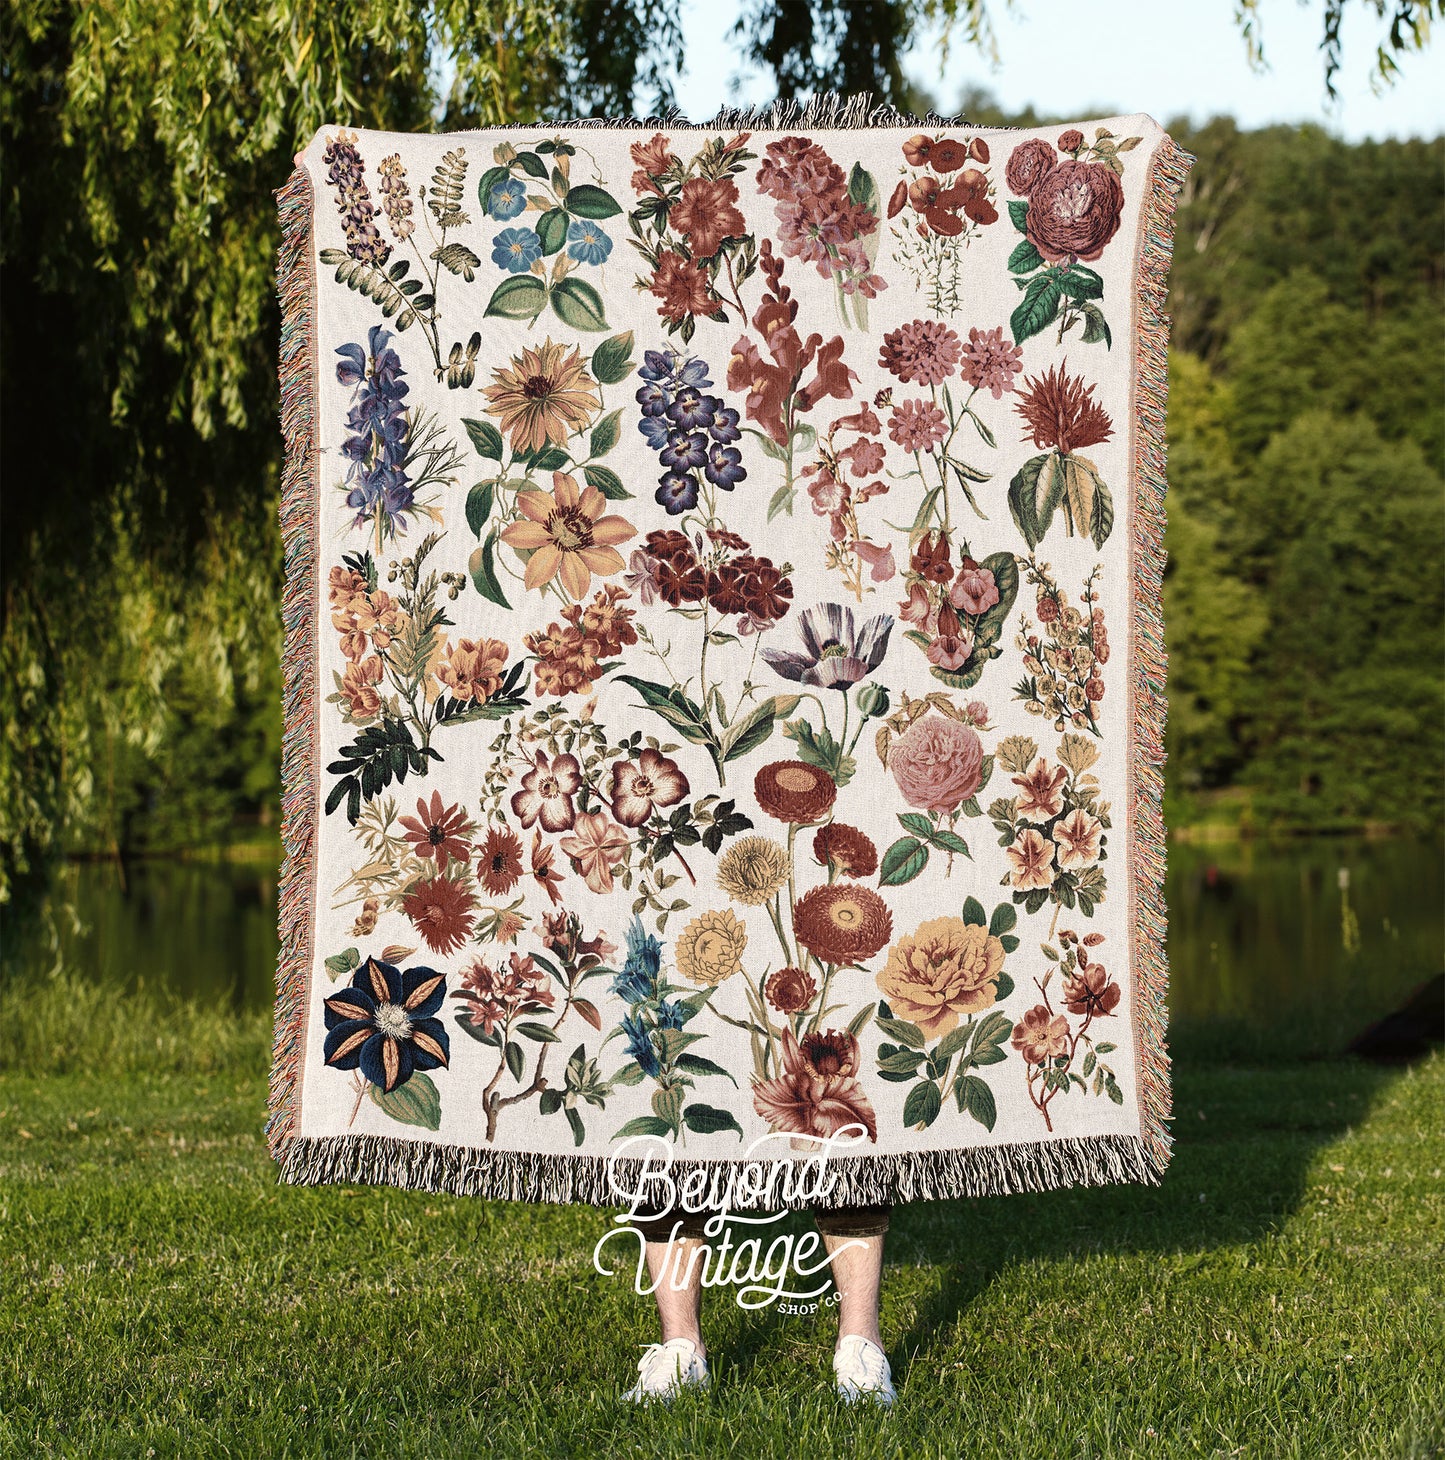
0,2,1439,906
1160,120,1443,832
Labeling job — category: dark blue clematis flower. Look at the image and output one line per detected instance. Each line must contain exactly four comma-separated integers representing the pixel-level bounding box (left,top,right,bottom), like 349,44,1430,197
659,430,709,472
666,388,717,431
656,473,699,514
761,602,895,692
323,957,450,1093
703,443,746,489
708,406,742,443
621,1012,661,1079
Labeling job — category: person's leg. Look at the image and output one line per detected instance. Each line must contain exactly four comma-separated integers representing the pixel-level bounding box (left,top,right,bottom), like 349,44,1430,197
814,1204,891,1348
815,1204,896,1404
629,1206,712,1357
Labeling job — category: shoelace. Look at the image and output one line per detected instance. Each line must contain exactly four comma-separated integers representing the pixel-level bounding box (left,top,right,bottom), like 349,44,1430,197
635,1340,696,1389
837,1338,889,1389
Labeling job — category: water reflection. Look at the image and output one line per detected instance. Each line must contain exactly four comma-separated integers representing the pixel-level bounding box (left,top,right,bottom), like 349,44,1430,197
10,835,1442,1059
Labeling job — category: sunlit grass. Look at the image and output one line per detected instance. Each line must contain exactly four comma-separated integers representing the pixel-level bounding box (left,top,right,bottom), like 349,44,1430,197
2,1046,1440,1458
0,969,269,1078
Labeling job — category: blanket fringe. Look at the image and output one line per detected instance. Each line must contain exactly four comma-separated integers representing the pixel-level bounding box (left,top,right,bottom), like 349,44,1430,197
274,1129,1164,1208
1129,133,1195,1179
268,165,319,1159
563,90,973,133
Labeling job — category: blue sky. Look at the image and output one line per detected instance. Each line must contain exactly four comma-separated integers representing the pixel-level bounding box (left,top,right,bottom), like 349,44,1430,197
671,0,1443,141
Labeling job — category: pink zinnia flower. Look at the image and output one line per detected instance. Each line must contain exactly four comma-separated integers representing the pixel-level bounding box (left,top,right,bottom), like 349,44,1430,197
960,326,1024,398
888,399,948,453
878,319,962,387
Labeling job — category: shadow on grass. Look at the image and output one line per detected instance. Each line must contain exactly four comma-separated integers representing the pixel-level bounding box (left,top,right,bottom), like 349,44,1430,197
883,1047,1413,1388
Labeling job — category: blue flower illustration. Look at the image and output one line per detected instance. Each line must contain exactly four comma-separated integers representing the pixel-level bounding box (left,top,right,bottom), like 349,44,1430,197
334,327,415,539
654,1000,689,1031
658,430,709,472
666,387,719,431
761,602,895,692
635,349,744,514
566,217,613,265
709,405,742,443
322,956,450,1093
612,917,662,1004
621,1011,661,1079
656,472,698,514
492,227,543,273
488,178,527,219
704,443,746,489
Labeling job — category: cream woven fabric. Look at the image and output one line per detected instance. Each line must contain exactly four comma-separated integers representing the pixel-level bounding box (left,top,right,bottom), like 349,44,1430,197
270,103,1192,1206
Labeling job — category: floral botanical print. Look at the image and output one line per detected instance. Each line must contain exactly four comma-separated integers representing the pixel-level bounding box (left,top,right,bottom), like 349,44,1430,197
273,110,1190,1207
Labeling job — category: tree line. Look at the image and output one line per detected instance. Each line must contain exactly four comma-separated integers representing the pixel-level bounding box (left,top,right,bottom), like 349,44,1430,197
1,3,1440,904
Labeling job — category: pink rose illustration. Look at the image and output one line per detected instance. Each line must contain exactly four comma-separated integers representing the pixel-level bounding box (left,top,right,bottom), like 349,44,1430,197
888,714,985,814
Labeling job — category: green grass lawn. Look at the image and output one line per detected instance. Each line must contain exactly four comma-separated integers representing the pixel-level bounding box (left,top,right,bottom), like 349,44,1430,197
2,1050,1441,1459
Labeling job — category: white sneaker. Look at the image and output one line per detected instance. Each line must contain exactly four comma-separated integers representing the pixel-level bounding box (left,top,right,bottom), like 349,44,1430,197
833,1334,896,1406
621,1338,710,1403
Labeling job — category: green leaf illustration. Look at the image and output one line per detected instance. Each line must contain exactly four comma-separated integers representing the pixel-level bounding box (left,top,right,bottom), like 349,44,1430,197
1008,239,1044,274
589,408,622,458
535,207,569,256
674,1052,738,1086
431,242,481,281
1008,198,1029,230
903,1081,943,1130
468,532,511,610
613,1114,674,1140
874,1013,928,1049
564,183,622,218
956,1073,997,1130
369,1071,441,1131
879,836,929,886
590,331,636,384
682,1103,745,1138
551,275,609,331
465,480,495,537
1079,300,1113,347
462,417,504,460
484,274,547,321
1011,272,1064,344
515,151,547,179
582,463,631,500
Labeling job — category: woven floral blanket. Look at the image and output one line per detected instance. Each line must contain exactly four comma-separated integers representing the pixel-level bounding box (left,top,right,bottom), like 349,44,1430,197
270,99,1193,1209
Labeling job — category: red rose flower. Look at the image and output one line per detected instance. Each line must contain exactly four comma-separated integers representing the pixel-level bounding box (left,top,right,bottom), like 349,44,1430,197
1024,159,1125,263
1005,138,1058,198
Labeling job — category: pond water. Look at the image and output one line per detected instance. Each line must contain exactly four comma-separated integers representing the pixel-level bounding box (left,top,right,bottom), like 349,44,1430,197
9,836,1442,1060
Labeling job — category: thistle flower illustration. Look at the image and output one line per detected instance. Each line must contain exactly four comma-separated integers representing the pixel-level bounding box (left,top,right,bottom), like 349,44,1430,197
377,153,415,241
323,129,391,267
